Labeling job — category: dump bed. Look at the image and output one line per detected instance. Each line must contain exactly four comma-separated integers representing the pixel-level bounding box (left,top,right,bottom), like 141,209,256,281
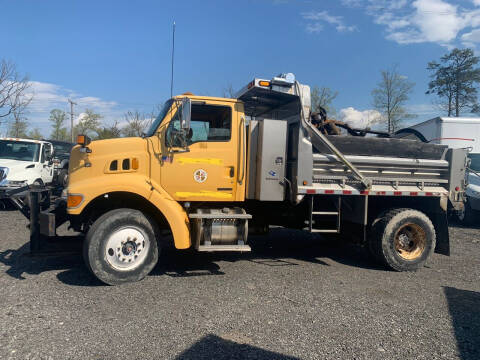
237,74,467,206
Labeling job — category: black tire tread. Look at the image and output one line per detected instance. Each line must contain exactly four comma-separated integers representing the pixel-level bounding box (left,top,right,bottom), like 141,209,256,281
83,208,160,285
369,208,436,271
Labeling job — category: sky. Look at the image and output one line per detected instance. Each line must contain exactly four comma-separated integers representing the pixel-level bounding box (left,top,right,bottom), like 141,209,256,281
2,0,480,136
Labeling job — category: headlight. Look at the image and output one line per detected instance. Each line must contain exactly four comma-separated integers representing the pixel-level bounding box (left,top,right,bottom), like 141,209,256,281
7,180,28,186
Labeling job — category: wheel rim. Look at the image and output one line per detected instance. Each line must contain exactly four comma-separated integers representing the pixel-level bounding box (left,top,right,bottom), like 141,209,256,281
394,223,427,260
105,227,149,271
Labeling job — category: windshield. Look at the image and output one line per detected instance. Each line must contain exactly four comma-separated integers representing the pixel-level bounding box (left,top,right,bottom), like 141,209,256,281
145,99,174,137
53,143,73,156
469,153,480,172
0,140,41,162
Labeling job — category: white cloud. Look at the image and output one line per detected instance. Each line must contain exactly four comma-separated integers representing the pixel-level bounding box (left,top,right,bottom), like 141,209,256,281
339,107,382,128
302,10,357,33
461,28,480,46
341,0,480,47
0,81,124,137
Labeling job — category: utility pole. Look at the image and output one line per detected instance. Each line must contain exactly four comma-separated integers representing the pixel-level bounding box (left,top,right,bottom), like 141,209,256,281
68,99,77,142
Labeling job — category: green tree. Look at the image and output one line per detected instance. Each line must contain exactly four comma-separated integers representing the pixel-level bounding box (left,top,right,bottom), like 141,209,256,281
28,128,43,140
426,48,480,117
311,86,338,118
49,109,68,141
8,110,28,138
372,67,416,133
74,108,102,138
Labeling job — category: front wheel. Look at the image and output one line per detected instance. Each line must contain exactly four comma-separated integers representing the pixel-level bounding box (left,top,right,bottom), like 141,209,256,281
369,208,436,271
83,208,160,285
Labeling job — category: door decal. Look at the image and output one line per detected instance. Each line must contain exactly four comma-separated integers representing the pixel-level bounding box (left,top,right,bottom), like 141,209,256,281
193,169,208,183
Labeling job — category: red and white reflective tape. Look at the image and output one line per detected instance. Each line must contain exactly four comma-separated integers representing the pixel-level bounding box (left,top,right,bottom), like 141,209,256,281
302,189,445,197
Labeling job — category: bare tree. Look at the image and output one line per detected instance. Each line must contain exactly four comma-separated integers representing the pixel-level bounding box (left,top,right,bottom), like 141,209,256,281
311,86,338,117
0,60,32,119
8,109,29,138
372,67,416,133
28,128,43,140
96,120,122,139
222,84,235,98
122,111,152,137
49,109,69,141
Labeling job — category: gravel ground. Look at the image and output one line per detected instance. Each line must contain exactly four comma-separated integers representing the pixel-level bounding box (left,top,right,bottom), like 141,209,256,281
0,209,479,360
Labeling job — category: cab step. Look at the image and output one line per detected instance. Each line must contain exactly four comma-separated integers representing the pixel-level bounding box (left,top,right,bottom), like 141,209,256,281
308,196,341,234
197,244,251,252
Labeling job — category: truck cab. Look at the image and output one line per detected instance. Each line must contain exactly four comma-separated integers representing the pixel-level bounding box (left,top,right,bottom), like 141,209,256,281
0,138,54,191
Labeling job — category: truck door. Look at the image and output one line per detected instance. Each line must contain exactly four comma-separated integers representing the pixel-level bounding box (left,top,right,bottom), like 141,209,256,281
40,144,54,184
160,101,245,202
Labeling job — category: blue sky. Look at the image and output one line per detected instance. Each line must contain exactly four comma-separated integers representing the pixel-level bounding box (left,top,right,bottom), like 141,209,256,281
2,0,480,136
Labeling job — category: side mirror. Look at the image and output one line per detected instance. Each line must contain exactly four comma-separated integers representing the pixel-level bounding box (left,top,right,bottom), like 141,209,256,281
181,97,191,130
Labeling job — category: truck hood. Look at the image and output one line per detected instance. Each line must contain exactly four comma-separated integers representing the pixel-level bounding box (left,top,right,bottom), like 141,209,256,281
0,159,34,168
0,159,37,182
69,137,148,186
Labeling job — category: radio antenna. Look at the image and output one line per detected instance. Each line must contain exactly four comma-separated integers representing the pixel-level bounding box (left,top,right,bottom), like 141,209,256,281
170,21,176,99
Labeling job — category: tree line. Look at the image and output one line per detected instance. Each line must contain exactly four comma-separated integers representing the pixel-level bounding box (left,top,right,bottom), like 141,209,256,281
1,47,480,140
313,48,480,133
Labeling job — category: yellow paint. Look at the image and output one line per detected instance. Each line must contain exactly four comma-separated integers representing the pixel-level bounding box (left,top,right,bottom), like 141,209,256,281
177,157,223,166
65,95,247,250
175,191,233,199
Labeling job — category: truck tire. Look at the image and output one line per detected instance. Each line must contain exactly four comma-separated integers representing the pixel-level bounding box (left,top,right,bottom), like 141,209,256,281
369,208,436,271
57,168,68,188
83,208,160,285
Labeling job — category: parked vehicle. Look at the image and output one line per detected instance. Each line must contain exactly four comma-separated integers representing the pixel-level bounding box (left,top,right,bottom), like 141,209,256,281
28,74,467,285
397,117,479,224
47,139,74,187
0,138,54,191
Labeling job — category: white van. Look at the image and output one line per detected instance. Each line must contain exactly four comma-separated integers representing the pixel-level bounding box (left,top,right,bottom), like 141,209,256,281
0,138,54,191
400,117,480,224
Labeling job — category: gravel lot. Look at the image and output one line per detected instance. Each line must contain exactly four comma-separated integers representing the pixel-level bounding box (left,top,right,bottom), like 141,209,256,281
0,208,479,360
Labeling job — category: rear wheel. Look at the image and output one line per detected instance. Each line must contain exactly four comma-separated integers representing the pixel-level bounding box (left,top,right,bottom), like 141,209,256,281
369,208,436,271
83,208,160,285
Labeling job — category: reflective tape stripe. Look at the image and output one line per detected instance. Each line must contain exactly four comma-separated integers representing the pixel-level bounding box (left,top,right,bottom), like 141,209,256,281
300,189,444,197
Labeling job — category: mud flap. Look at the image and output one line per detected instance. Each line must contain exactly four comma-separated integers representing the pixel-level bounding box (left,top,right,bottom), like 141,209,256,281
431,212,450,256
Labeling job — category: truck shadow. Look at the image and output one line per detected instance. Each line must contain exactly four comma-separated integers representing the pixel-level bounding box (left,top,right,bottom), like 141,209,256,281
0,228,383,286
174,334,299,359
443,287,480,360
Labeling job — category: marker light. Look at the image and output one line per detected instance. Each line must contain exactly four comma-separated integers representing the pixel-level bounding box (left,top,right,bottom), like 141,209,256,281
259,80,271,87
77,134,91,147
67,194,84,208
132,158,139,170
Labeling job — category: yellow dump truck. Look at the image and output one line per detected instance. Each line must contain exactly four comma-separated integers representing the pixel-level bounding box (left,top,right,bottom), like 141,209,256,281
39,73,467,285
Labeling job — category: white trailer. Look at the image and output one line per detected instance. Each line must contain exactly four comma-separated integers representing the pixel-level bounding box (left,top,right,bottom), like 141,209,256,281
409,117,480,152
403,117,480,223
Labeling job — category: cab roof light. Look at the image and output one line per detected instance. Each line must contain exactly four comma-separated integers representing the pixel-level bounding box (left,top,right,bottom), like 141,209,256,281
258,80,271,87
77,134,91,147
